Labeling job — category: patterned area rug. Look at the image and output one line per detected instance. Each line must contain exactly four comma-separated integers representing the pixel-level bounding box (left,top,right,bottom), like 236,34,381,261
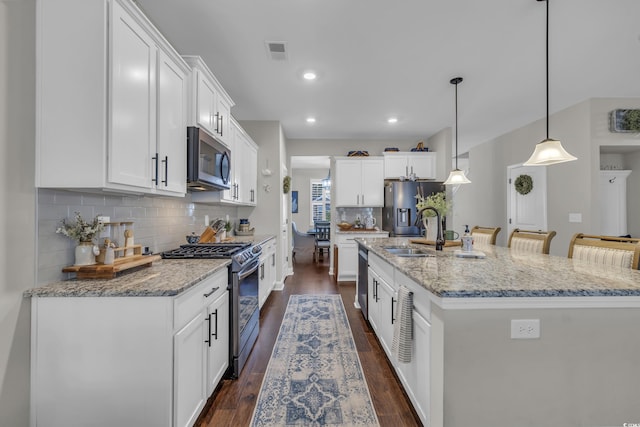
250,294,380,426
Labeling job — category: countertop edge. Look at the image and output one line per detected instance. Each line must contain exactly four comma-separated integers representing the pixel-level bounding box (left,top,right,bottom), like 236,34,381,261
356,238,640,307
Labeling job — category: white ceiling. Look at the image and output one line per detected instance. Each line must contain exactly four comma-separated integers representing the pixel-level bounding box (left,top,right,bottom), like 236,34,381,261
135,0,640,154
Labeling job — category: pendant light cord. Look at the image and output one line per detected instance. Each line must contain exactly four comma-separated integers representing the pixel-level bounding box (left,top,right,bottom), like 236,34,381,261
455,81,459,170
450,77,463,170
543,0,549,140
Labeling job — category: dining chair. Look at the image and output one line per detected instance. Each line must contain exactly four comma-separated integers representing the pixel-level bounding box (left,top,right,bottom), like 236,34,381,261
471,226,501,248
313,221,331,262
507,229,557,255
291,221,315,263
568,233,640,269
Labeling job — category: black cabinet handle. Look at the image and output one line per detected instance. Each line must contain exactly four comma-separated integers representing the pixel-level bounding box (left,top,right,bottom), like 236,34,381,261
161,156,168,186
152,153,159,184
391,297,396,324
203,286,220,298
219,115,223,136
204,314,212,347
212,309,218,340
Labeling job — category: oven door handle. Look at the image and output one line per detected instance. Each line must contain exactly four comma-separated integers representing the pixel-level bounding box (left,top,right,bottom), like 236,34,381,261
237,257,260,280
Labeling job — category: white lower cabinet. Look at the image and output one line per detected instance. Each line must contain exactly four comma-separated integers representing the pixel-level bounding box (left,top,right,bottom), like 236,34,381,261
259,238,277,308
30,268,229,427
336,232,388,281
395,308,431,425
367,252,432,427
367,253,395,357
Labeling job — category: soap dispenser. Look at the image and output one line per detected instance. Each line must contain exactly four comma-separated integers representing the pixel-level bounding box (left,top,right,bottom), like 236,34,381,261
461,225,473,252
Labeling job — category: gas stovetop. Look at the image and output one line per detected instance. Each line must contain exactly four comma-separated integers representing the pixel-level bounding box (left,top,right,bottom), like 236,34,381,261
161,242,251,259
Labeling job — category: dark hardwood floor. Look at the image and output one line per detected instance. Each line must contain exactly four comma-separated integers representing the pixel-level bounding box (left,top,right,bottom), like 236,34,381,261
196,249,422,426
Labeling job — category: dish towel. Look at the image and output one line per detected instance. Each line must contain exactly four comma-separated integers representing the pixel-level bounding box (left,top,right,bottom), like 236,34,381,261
391,286,413,364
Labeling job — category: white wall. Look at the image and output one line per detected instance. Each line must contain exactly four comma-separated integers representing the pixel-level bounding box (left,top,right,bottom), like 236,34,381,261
287,137,438,158
454,99,600,256
0,1,36,425
239,120,291,283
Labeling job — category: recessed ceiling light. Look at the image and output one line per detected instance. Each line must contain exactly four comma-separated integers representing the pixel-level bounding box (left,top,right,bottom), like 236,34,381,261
306,117,316,123
303,71,317,80
387,117,398,124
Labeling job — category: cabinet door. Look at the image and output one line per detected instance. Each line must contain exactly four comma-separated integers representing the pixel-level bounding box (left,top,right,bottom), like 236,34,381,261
207,291,230,395
157,49,187,194
377,278,395,357
216,95,232,146
396,309,431,426
367,268,381,334
338,241,358,281
408,153,436,180
174,312,207,427
244,141,258,205
361,159,384,206
384,154,409,179
109,1,156,189
335,160,363,206
196,71,216,135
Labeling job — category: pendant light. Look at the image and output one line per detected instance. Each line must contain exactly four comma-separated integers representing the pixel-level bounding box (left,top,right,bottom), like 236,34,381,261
523,0,577,166
444,77,472,185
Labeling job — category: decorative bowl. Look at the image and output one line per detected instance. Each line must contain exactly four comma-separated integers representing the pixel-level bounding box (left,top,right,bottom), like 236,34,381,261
337,222,352,231
186,234,200,244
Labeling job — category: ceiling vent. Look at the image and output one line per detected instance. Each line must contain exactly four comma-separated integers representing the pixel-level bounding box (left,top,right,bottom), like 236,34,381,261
265,41,288,61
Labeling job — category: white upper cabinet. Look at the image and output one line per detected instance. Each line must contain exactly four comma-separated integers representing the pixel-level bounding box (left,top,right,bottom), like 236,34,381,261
36,0,189,196
182,56,235,148
334,157,384,207
383,152,437,180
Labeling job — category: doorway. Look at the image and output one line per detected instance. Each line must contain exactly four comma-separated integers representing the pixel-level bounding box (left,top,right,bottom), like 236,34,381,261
507,164,548,237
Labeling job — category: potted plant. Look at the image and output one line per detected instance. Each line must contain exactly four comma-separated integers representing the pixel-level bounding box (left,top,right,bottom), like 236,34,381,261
56,212,104,265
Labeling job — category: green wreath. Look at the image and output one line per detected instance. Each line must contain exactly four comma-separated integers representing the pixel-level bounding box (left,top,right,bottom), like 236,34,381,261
514,174,533,195
283,176,291,194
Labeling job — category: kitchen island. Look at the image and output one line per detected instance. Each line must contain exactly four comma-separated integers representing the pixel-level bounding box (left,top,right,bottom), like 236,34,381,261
356,237,640,427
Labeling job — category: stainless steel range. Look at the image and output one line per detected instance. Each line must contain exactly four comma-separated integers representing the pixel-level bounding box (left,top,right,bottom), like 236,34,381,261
162,242,262,378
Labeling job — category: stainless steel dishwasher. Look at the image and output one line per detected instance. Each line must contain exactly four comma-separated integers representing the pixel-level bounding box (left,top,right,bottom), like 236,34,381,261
357,248,368,320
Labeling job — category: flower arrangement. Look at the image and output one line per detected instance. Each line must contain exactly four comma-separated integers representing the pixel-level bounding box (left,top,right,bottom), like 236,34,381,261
416,191,451,217
56,212,104,243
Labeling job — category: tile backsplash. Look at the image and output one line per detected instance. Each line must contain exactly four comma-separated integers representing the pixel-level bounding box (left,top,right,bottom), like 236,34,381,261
37,189,238,285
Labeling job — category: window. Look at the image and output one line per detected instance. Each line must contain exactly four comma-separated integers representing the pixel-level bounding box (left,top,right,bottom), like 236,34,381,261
310,180,331,224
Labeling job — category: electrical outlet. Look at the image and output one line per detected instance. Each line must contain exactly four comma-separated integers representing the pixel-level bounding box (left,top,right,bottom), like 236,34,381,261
205,215,209,227
510,319,540,339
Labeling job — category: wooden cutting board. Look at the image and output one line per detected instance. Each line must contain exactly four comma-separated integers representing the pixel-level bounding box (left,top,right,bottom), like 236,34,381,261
409,239,462,247
62,254,161,279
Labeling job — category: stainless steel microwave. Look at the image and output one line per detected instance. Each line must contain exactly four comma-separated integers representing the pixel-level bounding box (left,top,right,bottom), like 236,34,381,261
186,127,231,191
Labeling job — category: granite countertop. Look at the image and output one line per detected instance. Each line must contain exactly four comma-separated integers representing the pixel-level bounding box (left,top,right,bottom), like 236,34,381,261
234,234,275,245
25,235,277,298
336,229,389,234
356,237,640,298
25,258,231,298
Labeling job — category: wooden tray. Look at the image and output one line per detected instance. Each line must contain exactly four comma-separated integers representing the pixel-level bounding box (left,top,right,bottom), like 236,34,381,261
62,254,161,279
409,239,462,247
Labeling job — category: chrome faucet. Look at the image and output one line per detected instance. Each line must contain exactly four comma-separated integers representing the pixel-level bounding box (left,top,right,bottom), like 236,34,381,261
415,206,444,251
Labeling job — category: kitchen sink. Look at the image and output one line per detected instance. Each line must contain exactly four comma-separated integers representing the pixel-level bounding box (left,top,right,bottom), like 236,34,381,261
383,246,435,257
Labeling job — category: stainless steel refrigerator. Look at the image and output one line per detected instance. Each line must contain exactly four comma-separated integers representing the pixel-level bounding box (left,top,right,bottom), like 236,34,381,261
382,181,445,236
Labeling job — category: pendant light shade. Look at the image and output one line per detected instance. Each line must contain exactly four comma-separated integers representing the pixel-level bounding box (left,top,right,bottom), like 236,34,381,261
444,77,471,185
524,0,577,166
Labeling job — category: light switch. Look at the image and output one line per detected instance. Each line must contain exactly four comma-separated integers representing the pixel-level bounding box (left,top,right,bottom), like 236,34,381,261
569,213,582,223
